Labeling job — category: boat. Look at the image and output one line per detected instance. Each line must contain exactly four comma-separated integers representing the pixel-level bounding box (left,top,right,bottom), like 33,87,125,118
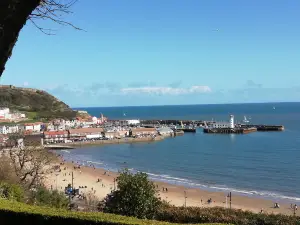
273,106,276,110
242,116,250,123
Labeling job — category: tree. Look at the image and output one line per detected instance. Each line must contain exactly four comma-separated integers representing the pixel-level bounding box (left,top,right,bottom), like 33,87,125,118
28,185,68,208
100,169,161,219
0,134,55,189
8,145,54,189
0,0,79,77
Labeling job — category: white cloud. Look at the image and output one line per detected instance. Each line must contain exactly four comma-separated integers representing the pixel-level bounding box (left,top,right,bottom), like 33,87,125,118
189,86,212,93
23,81,29,87
121,85,211,95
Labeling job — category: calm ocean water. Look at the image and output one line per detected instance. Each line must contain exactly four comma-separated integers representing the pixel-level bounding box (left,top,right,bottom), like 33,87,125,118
61,103,300,203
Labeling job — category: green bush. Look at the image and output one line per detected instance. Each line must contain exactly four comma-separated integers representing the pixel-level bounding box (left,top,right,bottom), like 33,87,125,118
28,186,69,209
100,169,161,219
156,205,300,225
0,199,224,225
0,182,24,202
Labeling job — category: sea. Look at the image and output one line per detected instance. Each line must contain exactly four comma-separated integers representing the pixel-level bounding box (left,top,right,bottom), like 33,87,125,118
58,102,300,203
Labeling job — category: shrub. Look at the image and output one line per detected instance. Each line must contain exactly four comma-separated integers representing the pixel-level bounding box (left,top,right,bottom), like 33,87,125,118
100,169,161,219
0,182,24,202
156,205,300,225
28,186,69,209
0,199,223,225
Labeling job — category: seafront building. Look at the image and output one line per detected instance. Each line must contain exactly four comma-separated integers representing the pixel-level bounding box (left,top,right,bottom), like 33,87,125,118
208,115,235,129
44,131,69,143
68,128,104,141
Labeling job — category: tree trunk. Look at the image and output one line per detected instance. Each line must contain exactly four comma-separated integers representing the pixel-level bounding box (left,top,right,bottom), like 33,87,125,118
0,0,41,77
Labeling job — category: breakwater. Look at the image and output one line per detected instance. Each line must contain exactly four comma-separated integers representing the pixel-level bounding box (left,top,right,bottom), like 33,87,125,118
240,125,284,131
203,127,257,134
141,120,204,127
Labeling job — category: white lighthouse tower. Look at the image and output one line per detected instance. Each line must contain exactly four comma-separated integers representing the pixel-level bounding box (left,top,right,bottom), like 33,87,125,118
229,115,234,129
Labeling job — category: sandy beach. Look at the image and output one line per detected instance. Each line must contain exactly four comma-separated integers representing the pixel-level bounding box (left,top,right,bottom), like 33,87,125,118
45,157,300,216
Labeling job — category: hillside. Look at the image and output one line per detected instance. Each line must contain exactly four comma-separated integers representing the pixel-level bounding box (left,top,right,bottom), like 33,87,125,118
0,85,76,119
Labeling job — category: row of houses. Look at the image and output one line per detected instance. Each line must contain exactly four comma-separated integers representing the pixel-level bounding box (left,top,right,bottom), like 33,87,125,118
47,114,108,131
0,122,44,135
0,107,26,121
43,127,159,143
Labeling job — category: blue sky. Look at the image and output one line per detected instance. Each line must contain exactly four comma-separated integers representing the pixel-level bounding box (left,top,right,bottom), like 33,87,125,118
1,0,300,107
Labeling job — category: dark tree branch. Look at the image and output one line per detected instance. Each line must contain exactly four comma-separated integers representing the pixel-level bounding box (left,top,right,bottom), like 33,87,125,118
29,0,82,33
0,0,80,77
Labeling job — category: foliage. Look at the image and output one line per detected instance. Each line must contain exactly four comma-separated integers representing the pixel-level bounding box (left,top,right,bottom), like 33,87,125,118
0,199,222,225
0,182,24,202
100,169,161,219
156,205,300,225
28,186,69,209
0,86,76,119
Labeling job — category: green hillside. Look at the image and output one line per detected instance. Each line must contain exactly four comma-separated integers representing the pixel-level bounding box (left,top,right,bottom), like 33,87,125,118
0,85,76,120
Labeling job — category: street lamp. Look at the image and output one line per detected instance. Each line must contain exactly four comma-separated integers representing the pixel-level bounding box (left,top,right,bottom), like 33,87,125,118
184,191,187,207
227,192,232,209
55,174,59,190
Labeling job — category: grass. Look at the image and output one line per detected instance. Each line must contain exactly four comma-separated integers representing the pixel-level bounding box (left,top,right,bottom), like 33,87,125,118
0,199,226,225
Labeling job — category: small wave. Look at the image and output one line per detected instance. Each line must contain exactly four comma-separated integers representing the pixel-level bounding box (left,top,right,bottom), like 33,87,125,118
58,154,300,203
145,172,300,202
61,150,70,153
86,161,103,165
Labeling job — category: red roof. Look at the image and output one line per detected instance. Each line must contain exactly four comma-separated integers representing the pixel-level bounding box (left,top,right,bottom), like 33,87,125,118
24,122,43,126
69,128,104,134
44,131,68,135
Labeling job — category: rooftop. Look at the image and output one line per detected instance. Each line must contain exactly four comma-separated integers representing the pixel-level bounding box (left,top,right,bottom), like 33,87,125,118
69,128,104,134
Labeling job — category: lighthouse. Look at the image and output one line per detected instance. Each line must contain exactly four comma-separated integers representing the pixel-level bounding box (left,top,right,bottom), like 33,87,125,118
229,115,234,129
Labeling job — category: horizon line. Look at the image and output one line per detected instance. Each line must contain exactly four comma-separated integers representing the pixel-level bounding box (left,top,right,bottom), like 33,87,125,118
71,101,300,109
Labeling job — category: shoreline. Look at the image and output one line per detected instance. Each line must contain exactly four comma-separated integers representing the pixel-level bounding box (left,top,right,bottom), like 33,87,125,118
46,154,300,216
52,139,300,205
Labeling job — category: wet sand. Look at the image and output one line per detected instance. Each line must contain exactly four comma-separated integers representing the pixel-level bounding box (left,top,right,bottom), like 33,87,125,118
45,159,300,216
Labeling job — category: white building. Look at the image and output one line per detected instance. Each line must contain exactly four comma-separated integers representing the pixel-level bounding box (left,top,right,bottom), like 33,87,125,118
209,115,235,129
0,125,19,134
210,122,231,128
0,108,9,116
127,119,140,125
157,127,174,136
229,115,234,129
0,107,10,120
24,122,42,132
